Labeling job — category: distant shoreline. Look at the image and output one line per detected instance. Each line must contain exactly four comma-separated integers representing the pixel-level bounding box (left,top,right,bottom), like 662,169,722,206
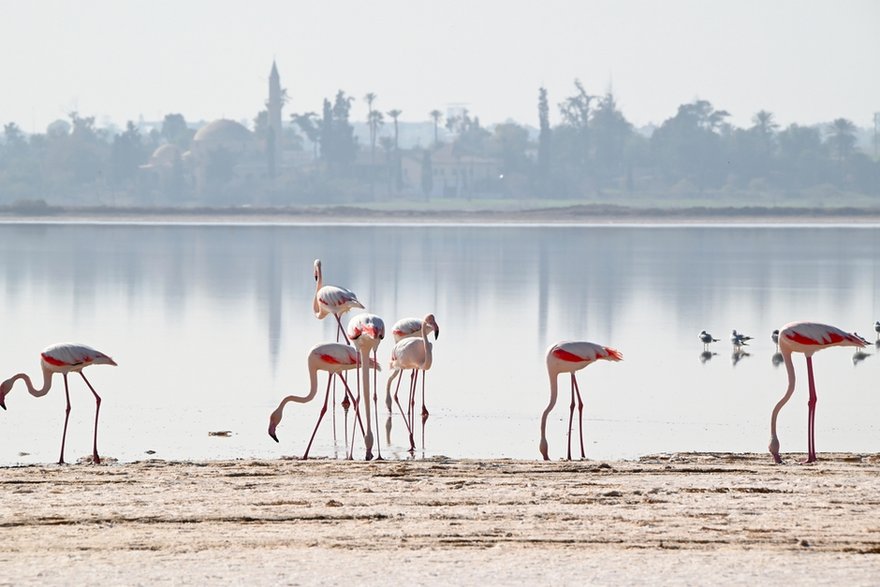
2,204,880,225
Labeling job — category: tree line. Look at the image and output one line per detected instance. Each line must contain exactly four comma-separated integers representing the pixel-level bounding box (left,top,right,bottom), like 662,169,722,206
0,80,877,208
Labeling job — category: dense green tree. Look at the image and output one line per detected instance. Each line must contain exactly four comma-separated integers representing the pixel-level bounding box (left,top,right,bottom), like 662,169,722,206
110,121,148,185
650,100,730,191
161,113,192,148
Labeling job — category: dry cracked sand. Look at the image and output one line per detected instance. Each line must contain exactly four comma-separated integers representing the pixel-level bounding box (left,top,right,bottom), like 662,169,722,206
1,453,879,585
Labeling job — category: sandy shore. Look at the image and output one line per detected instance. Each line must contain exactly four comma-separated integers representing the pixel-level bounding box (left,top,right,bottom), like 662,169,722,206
1,453,879,585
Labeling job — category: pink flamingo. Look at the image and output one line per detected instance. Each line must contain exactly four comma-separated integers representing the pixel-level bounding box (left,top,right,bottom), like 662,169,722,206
385,316,438,411
0,343,117,465
313,259,364,345
540,341,623,461
347,313,385,460
268,342,375,460
386,314,440,450
769,321,867,464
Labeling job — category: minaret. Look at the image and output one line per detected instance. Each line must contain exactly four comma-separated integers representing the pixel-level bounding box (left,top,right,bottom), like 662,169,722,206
268,60,283,175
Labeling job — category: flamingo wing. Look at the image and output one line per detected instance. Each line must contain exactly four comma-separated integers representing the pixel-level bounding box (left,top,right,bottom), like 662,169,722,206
42,343,116,368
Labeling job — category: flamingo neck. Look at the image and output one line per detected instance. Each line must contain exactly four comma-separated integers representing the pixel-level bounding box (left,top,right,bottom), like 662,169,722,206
6,367,54,399
271,365,320,427
770,350,796,442
539,371,560,459
420,324,433,370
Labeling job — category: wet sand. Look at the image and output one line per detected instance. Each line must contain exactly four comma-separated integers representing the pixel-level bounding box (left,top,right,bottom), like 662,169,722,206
2,453,879,585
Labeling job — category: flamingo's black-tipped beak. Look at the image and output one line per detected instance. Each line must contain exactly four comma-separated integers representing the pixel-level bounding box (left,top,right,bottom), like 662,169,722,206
433,328,440,340
0,400,6,411
269,429,279,442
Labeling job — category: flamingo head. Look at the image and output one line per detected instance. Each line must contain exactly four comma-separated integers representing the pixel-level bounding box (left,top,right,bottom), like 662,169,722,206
268,408,283,442
0,380,11,410
424,314,440,340
313,259,322,282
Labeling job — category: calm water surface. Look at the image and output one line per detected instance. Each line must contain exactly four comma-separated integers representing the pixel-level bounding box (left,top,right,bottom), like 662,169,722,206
1,222,878,465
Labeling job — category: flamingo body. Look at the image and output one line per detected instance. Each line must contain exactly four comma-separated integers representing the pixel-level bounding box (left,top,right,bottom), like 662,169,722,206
0,343,117,464
391,317,437,343
540,341,622,461
769,321,867,464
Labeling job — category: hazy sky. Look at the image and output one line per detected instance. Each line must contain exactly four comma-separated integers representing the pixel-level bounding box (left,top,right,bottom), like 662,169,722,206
2,0,878,133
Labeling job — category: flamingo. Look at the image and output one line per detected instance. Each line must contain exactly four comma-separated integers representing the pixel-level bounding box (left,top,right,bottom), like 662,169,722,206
771,329,780,347
347,313,385,460
769,321,867,464
386,314,440,450
0,343,117,465
268,342,376,460
540,341,623,461
699,330,719,351
386,316,438,411
313,259,364,345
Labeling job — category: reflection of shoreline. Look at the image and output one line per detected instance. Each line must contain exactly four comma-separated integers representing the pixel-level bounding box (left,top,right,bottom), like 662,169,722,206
3,204,880,226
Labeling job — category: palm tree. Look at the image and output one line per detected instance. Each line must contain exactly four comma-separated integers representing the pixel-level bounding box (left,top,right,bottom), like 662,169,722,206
826,118,857,165
364,93,378,165
387,109,403,192
430,110,443,146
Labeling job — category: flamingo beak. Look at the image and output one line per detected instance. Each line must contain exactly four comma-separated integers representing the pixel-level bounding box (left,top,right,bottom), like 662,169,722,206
0,399,5,410
433,326,440,340
268,427,279,442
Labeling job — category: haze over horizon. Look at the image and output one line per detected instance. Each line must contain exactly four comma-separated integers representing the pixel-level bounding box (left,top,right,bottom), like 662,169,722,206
2,0,878,134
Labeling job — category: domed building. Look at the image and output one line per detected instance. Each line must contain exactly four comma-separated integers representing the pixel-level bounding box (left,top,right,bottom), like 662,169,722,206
188,119,260,196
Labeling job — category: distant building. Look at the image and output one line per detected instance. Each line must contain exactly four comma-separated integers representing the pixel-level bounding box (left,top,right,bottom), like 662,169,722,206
267,60,284,176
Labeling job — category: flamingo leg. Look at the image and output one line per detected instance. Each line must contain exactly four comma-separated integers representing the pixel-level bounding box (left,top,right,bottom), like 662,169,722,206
409,370,419,450
348,364,362,460
335,314,351,345
421,370,429,420
573,373,586,459
372,350,383,461
392,370,413,443
806,356,818,463
59,373,72,465
338,374,366,441
566,375,576,461
303,376,333,460
80,372,102,464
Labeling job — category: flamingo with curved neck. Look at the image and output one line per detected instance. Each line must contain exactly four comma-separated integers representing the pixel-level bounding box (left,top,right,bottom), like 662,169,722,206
0,343,117,464
769,321,867,464
268,342,375,460
540,341,622,461
347,313,385,460
387,314,440,451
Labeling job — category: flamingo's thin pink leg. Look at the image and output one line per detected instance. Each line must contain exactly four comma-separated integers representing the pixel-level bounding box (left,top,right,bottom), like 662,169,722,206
572,373,586,459
348,363,362,460
421,370,429,420
303,376,333,460
338,373,367,440
80,372,102,464
806,356,818,463
372,350,383,460
392,370,412,435
335,314,351,345
409,371,419,450
59,374,72,465
566,376,576,461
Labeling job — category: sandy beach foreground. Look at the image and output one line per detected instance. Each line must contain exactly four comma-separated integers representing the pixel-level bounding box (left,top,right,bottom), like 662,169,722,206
1,453,879,585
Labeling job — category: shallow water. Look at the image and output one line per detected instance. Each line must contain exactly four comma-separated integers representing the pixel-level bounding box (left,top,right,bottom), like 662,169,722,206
0,222,878,464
